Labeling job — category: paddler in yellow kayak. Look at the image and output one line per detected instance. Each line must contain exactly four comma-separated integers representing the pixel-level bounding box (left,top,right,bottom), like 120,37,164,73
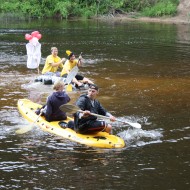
60,50,94,88
36,81,71,122
74,84,116,134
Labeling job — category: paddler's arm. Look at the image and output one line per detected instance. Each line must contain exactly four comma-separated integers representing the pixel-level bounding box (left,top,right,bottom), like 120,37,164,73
45,100,53,122
81,110,91,117
78,111,97,121
75,111,91,119
96,101,115,121
62,61,71,74
50,58,66,67
106,112,116,122
77,55,82,67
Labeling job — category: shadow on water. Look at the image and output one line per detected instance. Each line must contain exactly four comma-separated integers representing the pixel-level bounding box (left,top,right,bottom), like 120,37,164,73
0,18,190,189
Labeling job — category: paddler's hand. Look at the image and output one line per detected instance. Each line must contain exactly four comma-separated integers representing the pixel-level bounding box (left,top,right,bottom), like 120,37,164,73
61,58,66,63
82,110,91,117
40,108,45,113
109,115,116,122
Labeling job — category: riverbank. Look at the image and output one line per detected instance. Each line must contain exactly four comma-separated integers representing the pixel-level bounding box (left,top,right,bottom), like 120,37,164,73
97,13,190,25
97,0,190,25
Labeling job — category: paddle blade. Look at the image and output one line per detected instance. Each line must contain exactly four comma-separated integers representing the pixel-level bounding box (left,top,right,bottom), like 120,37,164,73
65,66,79,84
59,104,79,113
15,124,34,134
128,122,141,129
116,118,141,129
16,112,42,135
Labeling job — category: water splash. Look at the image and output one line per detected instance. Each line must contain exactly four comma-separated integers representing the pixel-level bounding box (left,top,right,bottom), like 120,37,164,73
115,115,163,148
118,128,163,148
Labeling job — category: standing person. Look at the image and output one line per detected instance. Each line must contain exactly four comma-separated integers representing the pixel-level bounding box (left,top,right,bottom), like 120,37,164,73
74,84,115,134
25,31,42,74
44,81,70,122
26,35,41,74
60,50,93,87
42,47,66,76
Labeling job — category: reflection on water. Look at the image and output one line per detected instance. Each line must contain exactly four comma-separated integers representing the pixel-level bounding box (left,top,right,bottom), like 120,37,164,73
0,19,190,189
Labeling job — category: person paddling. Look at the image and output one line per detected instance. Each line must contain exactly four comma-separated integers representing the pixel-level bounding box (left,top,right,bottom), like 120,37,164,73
42,47,66,76
73,84,115,134
60,50,93,88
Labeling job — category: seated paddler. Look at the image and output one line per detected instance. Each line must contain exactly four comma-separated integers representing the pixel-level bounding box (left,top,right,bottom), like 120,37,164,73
41,47,66,76
43,81,70,122
60,50,94,88
73,84,116,134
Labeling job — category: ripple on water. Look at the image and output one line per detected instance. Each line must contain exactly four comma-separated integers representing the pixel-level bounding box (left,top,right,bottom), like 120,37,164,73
0,161,29,172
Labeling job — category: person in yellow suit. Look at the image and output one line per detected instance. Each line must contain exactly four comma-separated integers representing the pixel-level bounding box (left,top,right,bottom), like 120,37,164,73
61,51,93,87
42,47,66,76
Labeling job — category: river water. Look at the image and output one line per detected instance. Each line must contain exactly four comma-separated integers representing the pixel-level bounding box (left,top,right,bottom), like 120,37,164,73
0,18,190,189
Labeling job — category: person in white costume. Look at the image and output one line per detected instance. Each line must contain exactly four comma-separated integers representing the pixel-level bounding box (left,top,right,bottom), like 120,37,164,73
25,31,42,74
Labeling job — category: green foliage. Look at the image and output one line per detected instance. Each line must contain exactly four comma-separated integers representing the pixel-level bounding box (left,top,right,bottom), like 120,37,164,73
124,0,151,12
142,1,179,17
0,0,180,19
97,0,126,14
54,1,72,19
0,0,20,12
80,6,97,18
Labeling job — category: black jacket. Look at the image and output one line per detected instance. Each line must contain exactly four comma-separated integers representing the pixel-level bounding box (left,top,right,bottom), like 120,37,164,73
76,94,107,116
75,94,107,130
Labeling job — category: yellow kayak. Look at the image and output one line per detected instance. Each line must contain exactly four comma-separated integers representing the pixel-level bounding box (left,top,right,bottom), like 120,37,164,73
17,99,125,149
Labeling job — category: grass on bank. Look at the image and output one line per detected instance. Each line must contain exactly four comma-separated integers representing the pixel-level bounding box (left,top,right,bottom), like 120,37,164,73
142,1,178,17
0,0,179,19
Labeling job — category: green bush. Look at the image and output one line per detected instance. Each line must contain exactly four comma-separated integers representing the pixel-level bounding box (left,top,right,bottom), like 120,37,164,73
142,1,178,17
0,1,20,12
0,0,180,19
54,1,72,19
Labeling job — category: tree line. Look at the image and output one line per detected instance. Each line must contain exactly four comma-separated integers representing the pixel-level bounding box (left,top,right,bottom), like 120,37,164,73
0,0,179,19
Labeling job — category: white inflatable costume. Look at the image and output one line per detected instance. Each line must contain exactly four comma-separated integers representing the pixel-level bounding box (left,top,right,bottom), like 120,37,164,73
25,31,42,73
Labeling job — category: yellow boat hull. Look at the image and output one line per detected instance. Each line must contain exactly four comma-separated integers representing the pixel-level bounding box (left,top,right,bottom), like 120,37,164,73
17,99,125,149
